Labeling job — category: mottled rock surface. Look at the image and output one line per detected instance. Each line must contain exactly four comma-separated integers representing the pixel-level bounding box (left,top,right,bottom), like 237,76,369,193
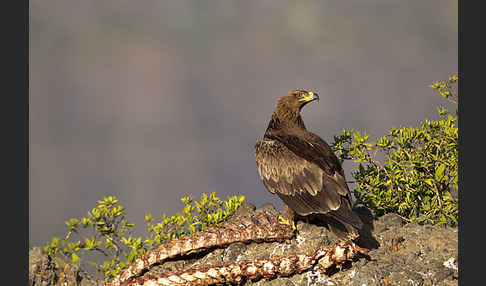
29,246,102,286
29,203,458,286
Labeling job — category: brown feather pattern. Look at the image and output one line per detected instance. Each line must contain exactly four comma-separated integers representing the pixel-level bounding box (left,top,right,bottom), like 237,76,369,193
255,89,363,239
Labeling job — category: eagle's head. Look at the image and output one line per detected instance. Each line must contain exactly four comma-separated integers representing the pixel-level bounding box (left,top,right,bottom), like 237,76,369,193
276,89,319,114
266,89,319,131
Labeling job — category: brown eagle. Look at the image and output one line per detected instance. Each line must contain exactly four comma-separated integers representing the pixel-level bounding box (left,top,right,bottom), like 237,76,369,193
254,89,363,239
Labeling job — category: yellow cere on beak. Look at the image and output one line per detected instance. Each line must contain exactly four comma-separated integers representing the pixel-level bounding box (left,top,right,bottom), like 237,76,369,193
298,92,315,102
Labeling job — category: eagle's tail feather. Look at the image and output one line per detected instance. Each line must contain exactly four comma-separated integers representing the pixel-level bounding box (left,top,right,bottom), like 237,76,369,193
325,198,363,240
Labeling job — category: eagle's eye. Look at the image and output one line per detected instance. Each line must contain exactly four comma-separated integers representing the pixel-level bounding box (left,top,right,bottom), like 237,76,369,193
293,91,304,98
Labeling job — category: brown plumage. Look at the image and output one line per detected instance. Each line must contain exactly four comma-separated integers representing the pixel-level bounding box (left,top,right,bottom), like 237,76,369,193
255,89,363,240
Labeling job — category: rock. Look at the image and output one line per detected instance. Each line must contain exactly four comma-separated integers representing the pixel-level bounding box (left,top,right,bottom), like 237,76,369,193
28,247,102,286
327,214,458,286
222,242,247,264
30,203,458,286
255,203,280,216
234,203,256,217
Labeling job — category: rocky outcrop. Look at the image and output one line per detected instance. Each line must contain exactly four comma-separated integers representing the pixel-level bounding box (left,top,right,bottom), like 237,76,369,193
29,246,101,286
29,203,458,286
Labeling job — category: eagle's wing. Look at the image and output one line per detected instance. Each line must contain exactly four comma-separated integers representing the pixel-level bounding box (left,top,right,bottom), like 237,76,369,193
264,133,350,197
261,133,364,233
255,139,343,215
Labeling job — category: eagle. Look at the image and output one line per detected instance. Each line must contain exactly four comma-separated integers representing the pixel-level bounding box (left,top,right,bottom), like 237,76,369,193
254,89,363,240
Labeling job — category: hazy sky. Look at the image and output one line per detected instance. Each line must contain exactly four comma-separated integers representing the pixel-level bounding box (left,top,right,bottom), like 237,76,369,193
30,0,457,246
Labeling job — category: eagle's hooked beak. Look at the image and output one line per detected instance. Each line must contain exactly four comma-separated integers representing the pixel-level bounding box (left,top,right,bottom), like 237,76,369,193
298,91,319,103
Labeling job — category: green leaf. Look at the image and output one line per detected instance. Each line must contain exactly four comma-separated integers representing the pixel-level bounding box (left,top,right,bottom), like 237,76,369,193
435,164,446,181
71,252,80,263
424,179,434,187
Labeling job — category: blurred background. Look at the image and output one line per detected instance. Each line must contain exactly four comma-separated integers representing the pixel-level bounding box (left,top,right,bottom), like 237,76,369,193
30,0,457,247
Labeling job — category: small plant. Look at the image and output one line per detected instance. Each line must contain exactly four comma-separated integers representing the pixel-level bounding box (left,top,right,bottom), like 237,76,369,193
144,192,246,247
331,75,458,226
428,74,458,104
44,196,139,280
44,193,245,280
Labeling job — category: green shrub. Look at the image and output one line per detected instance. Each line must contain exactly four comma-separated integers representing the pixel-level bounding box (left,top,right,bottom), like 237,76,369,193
44,193,245,280
144,192,246,247
331,75,458,226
